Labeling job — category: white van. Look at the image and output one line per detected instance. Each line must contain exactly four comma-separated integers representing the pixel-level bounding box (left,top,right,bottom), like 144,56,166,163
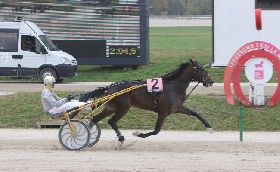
0,16,77,82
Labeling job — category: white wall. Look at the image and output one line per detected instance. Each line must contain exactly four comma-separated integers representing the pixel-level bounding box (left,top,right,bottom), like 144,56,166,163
212,0,280,66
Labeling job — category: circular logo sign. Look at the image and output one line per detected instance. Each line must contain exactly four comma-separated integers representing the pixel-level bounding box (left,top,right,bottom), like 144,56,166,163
245,57,273,84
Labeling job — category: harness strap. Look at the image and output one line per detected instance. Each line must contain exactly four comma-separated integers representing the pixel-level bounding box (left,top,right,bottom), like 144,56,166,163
151,92,158,113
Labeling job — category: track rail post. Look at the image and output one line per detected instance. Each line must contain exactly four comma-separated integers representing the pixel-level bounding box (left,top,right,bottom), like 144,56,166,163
239,106,243,141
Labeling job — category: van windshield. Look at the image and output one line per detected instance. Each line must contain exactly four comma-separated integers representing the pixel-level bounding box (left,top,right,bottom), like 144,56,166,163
38,35,58,51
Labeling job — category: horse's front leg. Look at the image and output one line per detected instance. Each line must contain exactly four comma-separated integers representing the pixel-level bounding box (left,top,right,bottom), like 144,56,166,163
133,112,168,138
175,105,213,133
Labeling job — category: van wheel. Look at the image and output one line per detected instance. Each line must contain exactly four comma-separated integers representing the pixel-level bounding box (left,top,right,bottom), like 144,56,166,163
39,67,57,83
56,79,63,83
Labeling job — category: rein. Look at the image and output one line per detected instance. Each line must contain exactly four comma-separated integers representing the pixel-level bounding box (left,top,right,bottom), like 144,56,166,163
183,81,200,103
181,63,203,105
175,81,200,111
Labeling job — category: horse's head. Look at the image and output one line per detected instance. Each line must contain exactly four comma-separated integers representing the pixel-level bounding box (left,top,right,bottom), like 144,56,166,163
190,59,214,87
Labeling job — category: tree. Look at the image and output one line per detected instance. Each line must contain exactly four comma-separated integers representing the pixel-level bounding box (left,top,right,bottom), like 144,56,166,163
168,0,185,15
150,0,169,15
185,0,212,15
149,0,212,16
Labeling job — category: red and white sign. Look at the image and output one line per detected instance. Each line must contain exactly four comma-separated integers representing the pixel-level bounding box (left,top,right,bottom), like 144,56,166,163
224,41,280,106
245,58,273,84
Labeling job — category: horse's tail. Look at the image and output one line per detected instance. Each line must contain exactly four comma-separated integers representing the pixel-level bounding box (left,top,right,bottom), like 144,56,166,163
79,86,108,102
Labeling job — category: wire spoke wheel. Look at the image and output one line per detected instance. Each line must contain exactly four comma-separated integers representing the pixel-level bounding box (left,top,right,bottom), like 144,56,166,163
58,120,90,151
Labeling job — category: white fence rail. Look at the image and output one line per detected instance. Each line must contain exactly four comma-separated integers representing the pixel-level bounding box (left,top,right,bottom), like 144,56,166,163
150,15,212,20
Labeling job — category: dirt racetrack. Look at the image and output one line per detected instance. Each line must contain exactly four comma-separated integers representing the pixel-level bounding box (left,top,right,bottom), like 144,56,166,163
1,129,280,172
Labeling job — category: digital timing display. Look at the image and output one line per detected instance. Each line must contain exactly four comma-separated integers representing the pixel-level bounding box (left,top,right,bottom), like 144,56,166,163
109,46,138,58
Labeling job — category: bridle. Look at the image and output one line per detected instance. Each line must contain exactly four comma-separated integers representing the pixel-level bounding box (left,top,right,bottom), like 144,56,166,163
192,62,209,84
182,61,208,103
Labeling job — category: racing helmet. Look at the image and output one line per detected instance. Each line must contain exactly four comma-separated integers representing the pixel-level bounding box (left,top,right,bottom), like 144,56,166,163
44,75,56,87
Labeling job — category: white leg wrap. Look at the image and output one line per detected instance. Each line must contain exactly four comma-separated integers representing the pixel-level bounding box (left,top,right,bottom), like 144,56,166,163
132,131,140,136
206,128,213,134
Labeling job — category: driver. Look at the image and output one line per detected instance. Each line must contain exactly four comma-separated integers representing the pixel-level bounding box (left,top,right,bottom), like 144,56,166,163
22,36,33,51
41,75,87,118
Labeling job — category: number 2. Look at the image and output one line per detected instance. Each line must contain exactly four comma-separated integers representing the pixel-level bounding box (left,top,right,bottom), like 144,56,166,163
109,48,115,54
151,79,159,90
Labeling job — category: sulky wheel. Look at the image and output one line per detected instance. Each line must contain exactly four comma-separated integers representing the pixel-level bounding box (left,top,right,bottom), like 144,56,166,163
58,119,90,151
88,122,101,147
82,118,101,147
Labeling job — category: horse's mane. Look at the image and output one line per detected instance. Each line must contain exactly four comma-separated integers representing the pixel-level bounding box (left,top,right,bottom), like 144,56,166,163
79,80,143,101
79,87,107,102
161,62,191,81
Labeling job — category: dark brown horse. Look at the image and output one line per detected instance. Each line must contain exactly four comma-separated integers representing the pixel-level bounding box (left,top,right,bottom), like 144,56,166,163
80,59,214,145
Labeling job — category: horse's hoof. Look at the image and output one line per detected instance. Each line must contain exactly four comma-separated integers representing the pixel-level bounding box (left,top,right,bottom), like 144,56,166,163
116,141,123,149
132,131,140,136
118,135,125,142
206,128,213,134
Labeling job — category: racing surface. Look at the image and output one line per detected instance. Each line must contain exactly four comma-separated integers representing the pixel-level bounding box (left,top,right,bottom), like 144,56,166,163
1,129,280,172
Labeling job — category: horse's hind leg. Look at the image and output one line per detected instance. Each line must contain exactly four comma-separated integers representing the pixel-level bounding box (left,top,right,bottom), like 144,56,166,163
108,107,130,143
175,106,213,133
108,118,124,142
90,108,114,125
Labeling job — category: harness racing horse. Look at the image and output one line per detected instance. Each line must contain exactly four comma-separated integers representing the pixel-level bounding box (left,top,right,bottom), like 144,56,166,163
80,59,214,146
